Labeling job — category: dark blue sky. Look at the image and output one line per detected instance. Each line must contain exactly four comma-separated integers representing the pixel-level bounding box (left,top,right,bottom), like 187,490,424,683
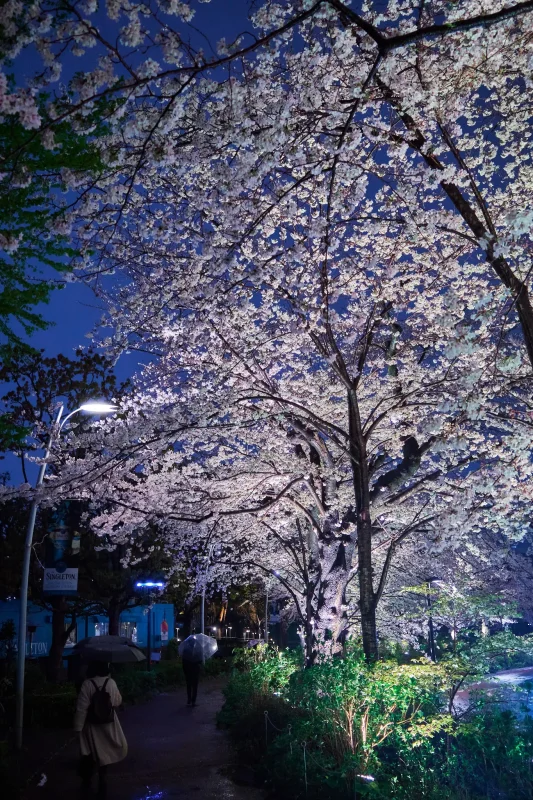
2,1,255,484
24,0,255,377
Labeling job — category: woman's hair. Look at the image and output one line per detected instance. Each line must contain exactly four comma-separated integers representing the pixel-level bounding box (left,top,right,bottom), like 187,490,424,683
86,660,110,678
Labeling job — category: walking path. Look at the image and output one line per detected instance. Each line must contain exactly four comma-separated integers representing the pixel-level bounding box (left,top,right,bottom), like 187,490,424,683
22,678,264,800
454,665,533,713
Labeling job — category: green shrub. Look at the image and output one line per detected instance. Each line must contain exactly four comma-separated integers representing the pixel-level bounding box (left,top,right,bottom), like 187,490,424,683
114,668,158,704
203,656,232,677
5,685,78,728
154,660,185,687
271,650,450,799
220,643,533,800
233,644,302,693
165,638,179,660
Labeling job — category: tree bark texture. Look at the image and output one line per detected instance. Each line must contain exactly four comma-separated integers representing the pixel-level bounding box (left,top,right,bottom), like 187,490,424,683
348,388,378,661
107,600,121,636
46,596,75,682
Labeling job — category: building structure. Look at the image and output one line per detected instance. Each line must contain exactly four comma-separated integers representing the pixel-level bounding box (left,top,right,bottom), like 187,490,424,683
0,599,174,660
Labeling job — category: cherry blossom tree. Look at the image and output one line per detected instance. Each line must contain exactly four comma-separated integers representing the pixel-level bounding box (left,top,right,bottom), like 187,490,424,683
4,1,533,660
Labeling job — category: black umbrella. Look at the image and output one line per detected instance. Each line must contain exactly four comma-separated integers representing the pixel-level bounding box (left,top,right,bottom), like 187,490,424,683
74,635,146,663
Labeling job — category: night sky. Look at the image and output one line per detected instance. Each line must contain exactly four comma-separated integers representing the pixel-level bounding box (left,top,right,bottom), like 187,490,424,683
28,0,253,372
4,0,254,483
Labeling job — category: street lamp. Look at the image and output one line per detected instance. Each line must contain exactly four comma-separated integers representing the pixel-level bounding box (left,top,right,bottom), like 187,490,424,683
15,401,116,749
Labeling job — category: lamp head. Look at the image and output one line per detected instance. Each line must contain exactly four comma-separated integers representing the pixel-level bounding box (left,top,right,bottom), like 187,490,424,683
79,402,117,414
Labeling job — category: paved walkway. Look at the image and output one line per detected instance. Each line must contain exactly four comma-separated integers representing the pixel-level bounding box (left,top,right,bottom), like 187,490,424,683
22,678,264,800
454,665,533,713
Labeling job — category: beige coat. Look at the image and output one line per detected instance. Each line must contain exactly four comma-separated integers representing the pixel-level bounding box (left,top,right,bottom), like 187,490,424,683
74,676,128,766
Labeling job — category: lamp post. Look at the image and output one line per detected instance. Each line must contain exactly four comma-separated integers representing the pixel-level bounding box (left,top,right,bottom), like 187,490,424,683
15,401,116,750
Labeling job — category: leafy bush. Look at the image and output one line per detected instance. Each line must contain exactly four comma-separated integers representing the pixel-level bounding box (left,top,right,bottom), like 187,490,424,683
113,659,187,703
232,644,302,692
220,643,533,800
271,649,450,799
1,685,78,728
203,656,232,677
165,638,179,660
154,660,185,687
443,710,533,800
114,668,158,704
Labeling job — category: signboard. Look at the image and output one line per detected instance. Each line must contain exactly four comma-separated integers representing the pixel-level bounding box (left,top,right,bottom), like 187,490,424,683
43,567,79,594
43,507,81,596
161,616,169,642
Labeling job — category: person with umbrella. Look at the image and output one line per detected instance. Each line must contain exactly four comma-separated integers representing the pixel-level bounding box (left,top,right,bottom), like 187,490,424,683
179,633,218,707
73,634,143,796
74,661,128,796
182,656,201,707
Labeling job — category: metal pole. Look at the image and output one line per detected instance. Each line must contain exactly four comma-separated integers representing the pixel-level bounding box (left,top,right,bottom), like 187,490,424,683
201,584,206,636
264,583,269,644
15,404,63,749
147,602,152,671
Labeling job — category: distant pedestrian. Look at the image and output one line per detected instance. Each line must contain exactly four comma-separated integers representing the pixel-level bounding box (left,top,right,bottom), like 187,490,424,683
182,657,201,706
74,661,128,797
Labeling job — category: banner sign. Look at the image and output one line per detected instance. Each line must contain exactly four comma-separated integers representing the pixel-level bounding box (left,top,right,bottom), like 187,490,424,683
161,616,169,642
43,507,81,596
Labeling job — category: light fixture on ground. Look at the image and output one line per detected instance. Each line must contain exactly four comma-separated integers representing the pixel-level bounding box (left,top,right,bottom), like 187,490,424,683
15,401,116,750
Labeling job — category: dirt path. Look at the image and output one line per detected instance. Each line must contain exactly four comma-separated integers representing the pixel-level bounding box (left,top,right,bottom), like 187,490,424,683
23,678,265,800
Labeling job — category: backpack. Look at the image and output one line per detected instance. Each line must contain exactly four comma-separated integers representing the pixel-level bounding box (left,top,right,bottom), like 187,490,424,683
87,678,115,725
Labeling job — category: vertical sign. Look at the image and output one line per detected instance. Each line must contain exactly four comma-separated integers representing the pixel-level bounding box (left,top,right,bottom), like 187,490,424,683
161,614,169,643
43,505,80,595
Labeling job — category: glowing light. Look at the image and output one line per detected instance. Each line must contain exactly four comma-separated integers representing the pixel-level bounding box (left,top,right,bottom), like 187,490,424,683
136,581,164,588
79,402,117,414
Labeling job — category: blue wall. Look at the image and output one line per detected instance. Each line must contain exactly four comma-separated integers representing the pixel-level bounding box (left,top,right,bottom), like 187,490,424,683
0,600,174,658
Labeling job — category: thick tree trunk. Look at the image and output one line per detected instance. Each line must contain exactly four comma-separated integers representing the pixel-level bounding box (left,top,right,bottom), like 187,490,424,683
108,599,121,635
312,537,354,663
348,388,379,661
46,596,75,683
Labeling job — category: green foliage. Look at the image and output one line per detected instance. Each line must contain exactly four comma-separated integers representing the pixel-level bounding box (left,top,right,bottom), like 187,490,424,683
165,637,179,660
114,669,158,704
203,656,232,677
218,645,302,765
0,91,108,355
220,643,533,799
232,644,302,693
1,683,77,729
439,631,533,713
443,710,533,800
0,346,127,455
114,660,185,704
